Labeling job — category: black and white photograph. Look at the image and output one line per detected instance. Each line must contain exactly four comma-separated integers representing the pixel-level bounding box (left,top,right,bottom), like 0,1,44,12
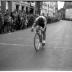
0,0,72,71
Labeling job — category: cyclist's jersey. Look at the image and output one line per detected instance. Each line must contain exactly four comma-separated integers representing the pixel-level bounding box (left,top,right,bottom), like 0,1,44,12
34,16,47,28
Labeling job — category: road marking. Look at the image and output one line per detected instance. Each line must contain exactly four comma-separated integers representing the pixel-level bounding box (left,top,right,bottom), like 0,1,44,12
0,42,72,50
7,37,24,41
0,43,31,47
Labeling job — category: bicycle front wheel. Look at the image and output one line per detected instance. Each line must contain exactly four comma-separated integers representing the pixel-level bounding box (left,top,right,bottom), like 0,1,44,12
34,33,41,51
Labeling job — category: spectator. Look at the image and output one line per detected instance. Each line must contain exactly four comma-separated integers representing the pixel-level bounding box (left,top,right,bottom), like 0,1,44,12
4,9,12,32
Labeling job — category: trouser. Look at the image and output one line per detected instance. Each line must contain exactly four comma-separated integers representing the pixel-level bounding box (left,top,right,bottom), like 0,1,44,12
42,28,46,41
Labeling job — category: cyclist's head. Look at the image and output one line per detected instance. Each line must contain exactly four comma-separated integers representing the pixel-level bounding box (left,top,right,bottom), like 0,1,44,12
40,13,47,19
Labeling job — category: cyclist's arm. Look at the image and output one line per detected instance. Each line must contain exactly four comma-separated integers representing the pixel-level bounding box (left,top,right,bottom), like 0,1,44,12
32,22,36,29
32,17,38,29
31,22,36,32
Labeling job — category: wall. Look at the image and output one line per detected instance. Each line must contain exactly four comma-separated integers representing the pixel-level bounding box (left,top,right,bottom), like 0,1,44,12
64,2,72,19
12,1,30,12
41,2,58,17
1,1,6,14
65,9,72,19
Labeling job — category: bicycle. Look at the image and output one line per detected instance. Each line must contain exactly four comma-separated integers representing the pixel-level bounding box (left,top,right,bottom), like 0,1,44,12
31,25,45,51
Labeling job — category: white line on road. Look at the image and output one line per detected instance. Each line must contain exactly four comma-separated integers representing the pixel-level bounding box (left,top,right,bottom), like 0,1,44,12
0,42,70,49
0,42,72,49
0,43,32,47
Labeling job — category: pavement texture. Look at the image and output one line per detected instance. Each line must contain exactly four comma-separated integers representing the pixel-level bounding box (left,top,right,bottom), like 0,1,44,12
0,20,72,70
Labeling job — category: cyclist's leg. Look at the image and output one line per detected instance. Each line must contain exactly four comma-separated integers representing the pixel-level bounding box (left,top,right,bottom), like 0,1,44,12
42,28,46,44
38,34,42,48
36,26,42,43
36,28,42,48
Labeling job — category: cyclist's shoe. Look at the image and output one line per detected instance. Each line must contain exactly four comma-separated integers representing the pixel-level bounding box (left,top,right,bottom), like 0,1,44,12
42,40,45,43
42,40,45,46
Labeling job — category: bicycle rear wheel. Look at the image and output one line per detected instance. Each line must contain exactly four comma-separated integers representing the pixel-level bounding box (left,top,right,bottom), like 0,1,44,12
34,33,41,51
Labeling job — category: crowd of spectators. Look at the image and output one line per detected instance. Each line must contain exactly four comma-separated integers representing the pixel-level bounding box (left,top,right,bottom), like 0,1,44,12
0,8,60,34
0,8,37,34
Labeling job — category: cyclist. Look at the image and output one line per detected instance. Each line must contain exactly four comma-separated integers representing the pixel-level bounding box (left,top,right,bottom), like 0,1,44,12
31,13,47,46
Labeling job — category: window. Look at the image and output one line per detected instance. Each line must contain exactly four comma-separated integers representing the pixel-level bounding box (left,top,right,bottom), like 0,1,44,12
16,5,19,10
6,1,8,10
30,7,34,14
22,6,24,10
26,7,28,14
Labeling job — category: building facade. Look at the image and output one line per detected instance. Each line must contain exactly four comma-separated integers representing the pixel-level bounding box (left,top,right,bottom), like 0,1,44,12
0,1,58,16
0,1,35,14
8,1,30,13
64,1,72,19
41,2,58,17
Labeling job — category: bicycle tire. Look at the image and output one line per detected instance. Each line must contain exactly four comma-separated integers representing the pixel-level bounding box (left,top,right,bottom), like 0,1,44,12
34,33,41,51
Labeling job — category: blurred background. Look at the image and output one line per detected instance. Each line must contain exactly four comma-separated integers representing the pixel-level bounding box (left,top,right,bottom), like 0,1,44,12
1,1,72,70
0,1,71,34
